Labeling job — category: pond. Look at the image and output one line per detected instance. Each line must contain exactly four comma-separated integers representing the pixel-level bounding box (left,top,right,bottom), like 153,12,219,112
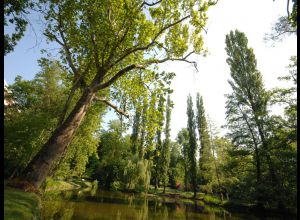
41,187,294,220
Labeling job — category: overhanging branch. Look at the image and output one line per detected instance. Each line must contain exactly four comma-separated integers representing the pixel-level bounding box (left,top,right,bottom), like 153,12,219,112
97,50,197,91
94,96,129,118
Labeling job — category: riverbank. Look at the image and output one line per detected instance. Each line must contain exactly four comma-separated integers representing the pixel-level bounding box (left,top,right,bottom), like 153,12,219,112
145,186,297,217
44,180,297,217
4,178,92,219
44,177,93,191
4,186,41,220
4,179,296,219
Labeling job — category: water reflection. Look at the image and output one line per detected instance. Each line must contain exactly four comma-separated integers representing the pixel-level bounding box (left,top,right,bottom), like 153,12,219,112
41,189,292,220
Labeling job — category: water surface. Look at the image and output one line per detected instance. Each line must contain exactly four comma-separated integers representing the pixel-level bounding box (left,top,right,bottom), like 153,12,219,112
41,189,292,219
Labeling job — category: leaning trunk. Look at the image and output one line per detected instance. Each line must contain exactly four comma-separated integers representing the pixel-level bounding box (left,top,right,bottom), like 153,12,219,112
19,88,96,189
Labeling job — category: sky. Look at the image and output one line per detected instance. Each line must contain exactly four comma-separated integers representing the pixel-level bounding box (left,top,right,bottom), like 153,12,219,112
161,0,297,139
4,0,297,141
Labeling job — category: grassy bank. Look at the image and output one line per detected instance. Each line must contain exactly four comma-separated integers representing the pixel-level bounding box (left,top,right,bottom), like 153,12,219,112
4,187,41,220
4,178,93,220
44,178,92,191
146,186,297,217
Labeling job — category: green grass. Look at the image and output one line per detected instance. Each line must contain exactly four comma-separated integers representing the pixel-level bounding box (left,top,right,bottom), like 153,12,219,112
4,187,41,220
44,178,80,191
203,195,224,205
147,186,206,200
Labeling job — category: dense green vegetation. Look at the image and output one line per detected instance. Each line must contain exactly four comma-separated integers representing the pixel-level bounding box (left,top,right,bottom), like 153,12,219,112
4,0,297,218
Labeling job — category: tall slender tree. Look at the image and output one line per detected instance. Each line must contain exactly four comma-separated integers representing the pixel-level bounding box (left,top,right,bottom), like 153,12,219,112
225,30,277,205
186,94,198,198
177,128,190,192
153,94,165,189
130,105,141,155
196,93,213,188
160,95,172,193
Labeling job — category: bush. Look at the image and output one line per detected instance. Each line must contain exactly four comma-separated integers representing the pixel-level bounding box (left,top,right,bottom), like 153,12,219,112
111,181,121,191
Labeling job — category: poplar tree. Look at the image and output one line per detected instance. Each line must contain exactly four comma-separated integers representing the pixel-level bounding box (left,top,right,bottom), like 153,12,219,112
130,106,141,155
153,94,165,189
225,30,277,205
196,93,213,188
177,128,190,192
186,94,197,198
160,95,172,193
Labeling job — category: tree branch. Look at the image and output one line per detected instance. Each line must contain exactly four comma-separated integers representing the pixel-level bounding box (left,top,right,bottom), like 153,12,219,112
90,32,101,74
57,61,92,126
96,64,145,90
109,14,191,69
142,50,198,70
140,0,162,8
106,21,131,65
57,25,78,75
94,96,129,118
287,0,290,20
98,50,197,91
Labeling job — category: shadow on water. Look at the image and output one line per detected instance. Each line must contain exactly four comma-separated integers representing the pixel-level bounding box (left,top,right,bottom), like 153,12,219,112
41,187,296,220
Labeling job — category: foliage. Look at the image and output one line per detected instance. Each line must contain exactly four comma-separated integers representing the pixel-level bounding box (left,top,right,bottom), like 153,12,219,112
18,0,216,187
265,0,297,43
152,94,166,188
123,156,152,192
4,0,35,55
289,0,297,28
177,128,190,191
186,94,198,197
4,58,106,180
168,142,184,189
225,29,274,204
159,95,172,192
196,93,214,188
4,60,67,178
224,30,297,209
264,16,297,43
93,124,131,189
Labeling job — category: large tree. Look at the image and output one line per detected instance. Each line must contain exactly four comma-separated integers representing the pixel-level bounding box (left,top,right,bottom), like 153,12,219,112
225,30,278,205
186,94,198,198
18,0,217,190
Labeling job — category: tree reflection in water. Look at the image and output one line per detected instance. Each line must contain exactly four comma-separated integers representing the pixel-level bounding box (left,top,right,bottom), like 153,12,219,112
41,190,275,219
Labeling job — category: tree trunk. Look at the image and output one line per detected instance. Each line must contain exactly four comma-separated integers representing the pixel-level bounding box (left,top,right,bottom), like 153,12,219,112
256,123,277,184
184,166,188,192
254,145,261,183
9,167,18,180
19,88,96,190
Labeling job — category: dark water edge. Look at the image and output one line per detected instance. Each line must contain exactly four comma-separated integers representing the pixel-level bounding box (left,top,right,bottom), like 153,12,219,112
41,189,297,220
